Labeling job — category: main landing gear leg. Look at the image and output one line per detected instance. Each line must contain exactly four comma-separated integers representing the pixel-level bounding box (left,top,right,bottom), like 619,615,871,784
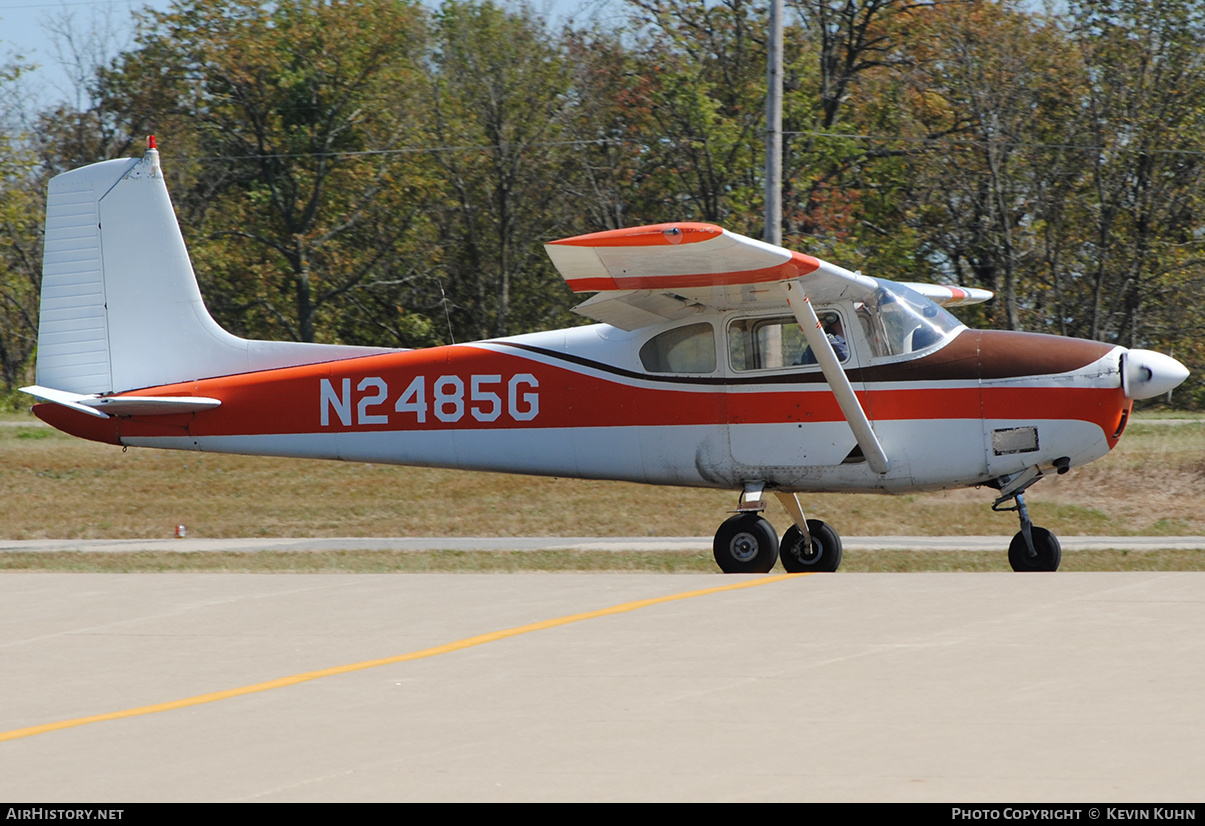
711,487,845,574
993,487,1061,572
774,491,842,573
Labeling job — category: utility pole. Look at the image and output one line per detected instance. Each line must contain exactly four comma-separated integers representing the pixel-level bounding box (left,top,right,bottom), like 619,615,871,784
764,0,784,246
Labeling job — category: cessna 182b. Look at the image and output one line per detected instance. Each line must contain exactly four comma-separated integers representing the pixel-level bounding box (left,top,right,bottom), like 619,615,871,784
23,141,1190,573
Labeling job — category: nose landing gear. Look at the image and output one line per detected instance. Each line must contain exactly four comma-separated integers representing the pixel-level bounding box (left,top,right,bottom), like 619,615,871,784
993,477,1062,572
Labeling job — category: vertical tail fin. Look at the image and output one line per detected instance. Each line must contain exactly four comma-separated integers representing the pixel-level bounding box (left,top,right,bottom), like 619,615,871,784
34,140,386,396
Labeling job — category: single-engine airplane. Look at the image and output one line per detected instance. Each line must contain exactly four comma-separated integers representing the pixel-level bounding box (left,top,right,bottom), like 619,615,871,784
23,140,1190,573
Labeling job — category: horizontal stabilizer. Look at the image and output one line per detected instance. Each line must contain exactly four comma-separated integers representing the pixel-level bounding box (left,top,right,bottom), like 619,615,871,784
21,385,221,418
20,385,109,418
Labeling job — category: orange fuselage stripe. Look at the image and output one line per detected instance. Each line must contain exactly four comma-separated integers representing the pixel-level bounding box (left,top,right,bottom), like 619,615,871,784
32,339,1131,449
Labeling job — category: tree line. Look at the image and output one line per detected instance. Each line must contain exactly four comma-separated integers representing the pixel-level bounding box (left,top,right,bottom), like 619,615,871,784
1,0,1203,406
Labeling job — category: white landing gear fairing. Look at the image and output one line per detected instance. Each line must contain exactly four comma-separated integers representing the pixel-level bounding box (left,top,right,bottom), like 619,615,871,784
23,140,1190,573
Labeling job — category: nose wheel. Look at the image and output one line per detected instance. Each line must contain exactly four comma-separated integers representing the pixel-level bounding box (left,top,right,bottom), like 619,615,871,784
1008,526,1061,572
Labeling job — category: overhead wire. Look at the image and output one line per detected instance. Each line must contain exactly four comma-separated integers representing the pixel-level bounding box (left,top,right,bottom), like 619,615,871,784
165,129,1205,164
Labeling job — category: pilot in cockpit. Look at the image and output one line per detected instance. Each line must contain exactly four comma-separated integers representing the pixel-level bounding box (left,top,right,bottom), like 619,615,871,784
798,312,849,365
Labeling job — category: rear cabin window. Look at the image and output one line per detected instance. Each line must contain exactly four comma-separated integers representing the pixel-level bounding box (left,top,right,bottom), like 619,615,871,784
639,323,717,373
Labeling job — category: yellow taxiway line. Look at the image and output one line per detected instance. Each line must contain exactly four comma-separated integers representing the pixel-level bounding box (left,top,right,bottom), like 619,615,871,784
0,573,802,743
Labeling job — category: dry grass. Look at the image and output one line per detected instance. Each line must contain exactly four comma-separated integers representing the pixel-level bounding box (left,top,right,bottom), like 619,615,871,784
1,413,1202,551
1,548,1202,573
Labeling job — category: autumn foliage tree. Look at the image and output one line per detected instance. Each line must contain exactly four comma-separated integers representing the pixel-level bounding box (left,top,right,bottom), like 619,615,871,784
103,0,436,344
0,0,1203,405
423,1,582,341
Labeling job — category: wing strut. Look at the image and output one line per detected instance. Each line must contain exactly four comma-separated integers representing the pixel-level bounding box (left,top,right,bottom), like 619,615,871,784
780,280,890,474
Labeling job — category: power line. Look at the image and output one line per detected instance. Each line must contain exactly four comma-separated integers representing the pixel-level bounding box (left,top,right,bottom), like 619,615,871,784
784,130,1205,158
164,129,1205,164
181,136,628,163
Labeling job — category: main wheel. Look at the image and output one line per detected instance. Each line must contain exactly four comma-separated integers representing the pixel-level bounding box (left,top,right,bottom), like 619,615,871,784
1008,527,1061,572
779,519,843,573
713,514,779,573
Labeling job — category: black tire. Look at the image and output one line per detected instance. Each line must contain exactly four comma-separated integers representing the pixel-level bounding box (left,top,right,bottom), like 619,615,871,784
1008,527,1061,572
779,519,843,573
713,514,779,573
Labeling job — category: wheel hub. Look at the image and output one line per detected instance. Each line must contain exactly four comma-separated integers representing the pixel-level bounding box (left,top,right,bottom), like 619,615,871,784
786,535,820,564
730,532,759,562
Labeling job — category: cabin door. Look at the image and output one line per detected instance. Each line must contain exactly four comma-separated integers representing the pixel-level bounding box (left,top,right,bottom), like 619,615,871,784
724,309,866,473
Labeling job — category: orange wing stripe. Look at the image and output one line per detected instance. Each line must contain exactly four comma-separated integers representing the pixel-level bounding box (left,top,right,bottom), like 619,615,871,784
563,253,822,293
548,223,723,248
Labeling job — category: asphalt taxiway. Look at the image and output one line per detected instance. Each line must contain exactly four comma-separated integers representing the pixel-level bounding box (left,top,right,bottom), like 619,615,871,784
1,570,1203,802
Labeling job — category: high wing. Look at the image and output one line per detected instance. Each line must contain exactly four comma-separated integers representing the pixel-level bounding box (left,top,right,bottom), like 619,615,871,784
544,222,992,330
543,223,995,476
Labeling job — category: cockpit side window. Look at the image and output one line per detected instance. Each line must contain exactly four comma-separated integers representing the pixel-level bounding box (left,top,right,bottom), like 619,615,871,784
639,322,717,374
728,312,849,371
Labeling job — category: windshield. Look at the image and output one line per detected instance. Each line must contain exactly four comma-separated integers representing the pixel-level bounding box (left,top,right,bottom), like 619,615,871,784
857,279,963,359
